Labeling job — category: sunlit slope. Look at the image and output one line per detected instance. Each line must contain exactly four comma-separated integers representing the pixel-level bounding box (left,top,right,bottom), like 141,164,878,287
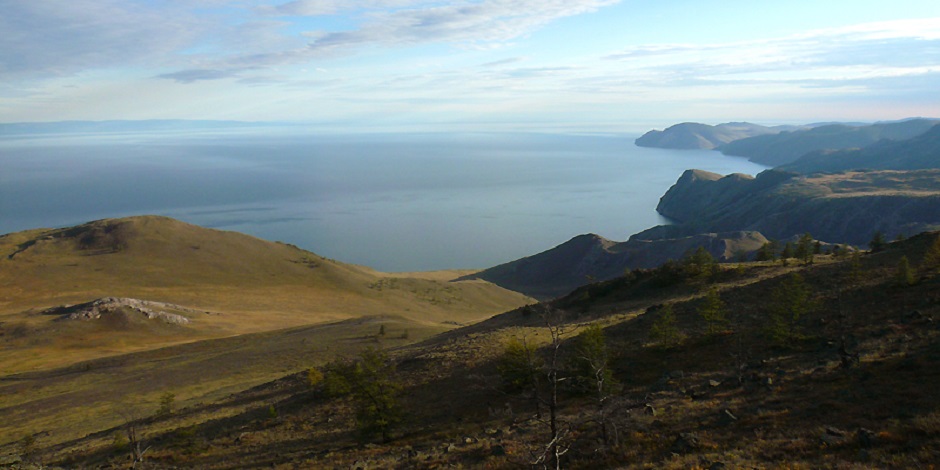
0,216,532,371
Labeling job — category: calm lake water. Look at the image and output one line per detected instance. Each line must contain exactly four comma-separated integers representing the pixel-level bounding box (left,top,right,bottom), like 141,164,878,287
1,130,768,271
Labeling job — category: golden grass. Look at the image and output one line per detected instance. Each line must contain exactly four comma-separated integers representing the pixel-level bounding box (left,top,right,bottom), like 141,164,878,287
0,216,532,374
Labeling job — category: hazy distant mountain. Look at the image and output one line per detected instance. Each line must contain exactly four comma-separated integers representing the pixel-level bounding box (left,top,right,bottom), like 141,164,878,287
0,119,287,135
781,123,940,174
643,168,940,246
718,118,940,166
635,122,791,150
458,231,769,299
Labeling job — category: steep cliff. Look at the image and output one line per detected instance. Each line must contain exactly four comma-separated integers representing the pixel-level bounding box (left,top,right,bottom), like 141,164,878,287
647,169,940,246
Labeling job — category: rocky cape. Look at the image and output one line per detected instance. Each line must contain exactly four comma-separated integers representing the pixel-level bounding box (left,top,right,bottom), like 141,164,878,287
642,168,940,246
634,122,792,150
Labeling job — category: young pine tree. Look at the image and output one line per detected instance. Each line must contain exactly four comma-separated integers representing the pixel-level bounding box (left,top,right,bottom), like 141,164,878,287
698,287,729,335
766,273,814,346
897,255,915,286
650,304,684,348
323,348,402,442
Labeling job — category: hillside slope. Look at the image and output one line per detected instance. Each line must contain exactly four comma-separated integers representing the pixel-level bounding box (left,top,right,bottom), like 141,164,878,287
35,232,940,469
0,216,532,373
459,231,768,299
782,123,940,174
718,118,939,166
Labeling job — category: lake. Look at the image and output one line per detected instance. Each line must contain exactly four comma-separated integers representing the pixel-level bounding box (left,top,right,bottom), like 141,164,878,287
1,129,768,271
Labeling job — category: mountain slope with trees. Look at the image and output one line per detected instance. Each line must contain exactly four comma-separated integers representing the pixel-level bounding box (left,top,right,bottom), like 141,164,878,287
24,231,940,469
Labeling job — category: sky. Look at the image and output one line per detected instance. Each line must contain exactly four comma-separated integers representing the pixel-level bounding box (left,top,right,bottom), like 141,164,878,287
2,0,939,132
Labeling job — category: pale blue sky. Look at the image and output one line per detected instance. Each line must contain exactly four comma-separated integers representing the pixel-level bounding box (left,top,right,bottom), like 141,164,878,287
2,0,939,131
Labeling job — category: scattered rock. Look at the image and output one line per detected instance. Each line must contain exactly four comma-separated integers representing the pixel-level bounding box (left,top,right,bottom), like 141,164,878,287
820,427,847,446
644,403,657,416
670,432,700,454
708,379,722,388
857,428,877,448
45,297,207,324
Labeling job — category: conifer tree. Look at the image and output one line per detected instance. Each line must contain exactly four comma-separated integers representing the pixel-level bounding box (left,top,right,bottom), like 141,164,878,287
766,273,814,345
698,287,729,335
323,348,402,442
897,255,915,286
650,304,683,347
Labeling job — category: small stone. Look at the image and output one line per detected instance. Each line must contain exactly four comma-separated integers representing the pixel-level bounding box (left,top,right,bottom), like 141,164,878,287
644,403,657,416
857,428,877,448
708,379,721,388
670,432,700,454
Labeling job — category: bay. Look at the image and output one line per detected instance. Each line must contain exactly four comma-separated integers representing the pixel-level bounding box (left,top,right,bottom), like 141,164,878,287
1,130,768,271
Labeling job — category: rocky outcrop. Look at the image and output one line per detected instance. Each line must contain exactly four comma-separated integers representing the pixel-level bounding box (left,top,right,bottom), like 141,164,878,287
458,231,769,299
647,168,940,246
44,297,206,324
635,122,784,150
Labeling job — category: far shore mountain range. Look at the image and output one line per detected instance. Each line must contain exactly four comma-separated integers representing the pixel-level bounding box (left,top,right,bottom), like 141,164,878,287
464,118,940,298
4,117,938,300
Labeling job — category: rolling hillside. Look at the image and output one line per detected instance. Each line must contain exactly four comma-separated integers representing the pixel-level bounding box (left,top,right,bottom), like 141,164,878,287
0,216,533,373
22,231,940,469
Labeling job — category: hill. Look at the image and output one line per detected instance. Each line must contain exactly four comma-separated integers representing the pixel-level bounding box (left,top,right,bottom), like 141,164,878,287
642,168,940,246
718,118,940,166
24,231,940,469
0,216,533,374
459,231,768,299
635,122,787,150
781,123,940,174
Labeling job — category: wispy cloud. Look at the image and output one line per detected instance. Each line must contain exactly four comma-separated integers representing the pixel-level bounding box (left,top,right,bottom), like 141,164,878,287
301,0,620,52
602,18,940,90
0,1,206,81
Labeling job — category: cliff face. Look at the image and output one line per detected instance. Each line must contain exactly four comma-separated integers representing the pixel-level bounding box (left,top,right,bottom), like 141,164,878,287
635,122,782,150
458,231,768,299
648,168,940,246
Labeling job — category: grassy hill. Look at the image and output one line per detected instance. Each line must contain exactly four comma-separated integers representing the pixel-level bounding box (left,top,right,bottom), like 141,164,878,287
0,216,532,374
13,226,940,468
